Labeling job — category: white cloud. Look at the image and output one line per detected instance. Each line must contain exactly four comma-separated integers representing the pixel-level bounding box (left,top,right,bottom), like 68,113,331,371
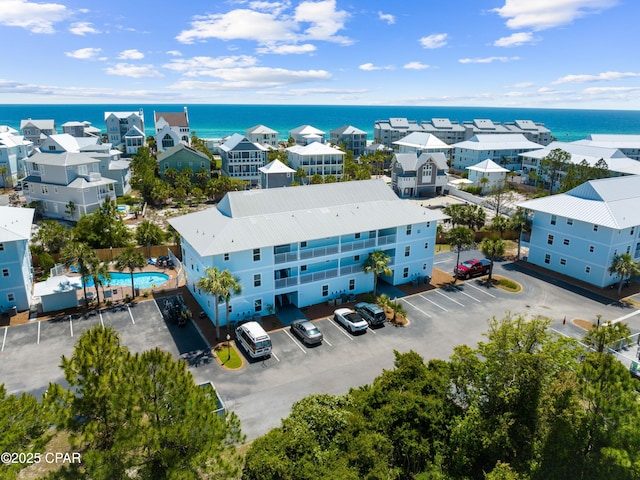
69,21,100,36
118,49,144,60
166,50,182,57
552,71,640,84
419,33,448,49
170,67,331,90
493,32,539,47
512,82,535,88
403,62,431,70
492,0,618,31
164,55,258,74
259,87,368,96
359,63,394,71
583,86,640,94
458,56,520,64
256,43,317,54
0,0,69,33
65,47,102,60
176,0,351,48
105,63,163,78
378,11,395,25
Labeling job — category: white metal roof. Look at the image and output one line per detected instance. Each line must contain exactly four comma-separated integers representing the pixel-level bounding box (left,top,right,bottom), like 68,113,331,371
393,132,451,150
453,133,540,150
29,151,101,166
259,159,295,174
517,175,640,229
289,125,325,136
575,134,640,150
246,124,278,135
286,142,345,156
467,159,509,173
33,275,82,297
330,125,367,135
0,206,35,242
169,180,447,257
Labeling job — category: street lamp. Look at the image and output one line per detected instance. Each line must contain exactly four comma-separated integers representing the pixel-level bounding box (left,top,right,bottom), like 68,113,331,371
226,334,231,361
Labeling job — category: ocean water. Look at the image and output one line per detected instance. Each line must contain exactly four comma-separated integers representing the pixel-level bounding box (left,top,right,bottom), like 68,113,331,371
1,104,639,142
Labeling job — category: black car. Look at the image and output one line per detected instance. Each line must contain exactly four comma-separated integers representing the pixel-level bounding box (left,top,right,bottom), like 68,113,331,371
354,302,386,327
290,319,323,346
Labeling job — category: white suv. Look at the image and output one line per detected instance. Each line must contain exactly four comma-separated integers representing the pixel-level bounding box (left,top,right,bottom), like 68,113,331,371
333,308,368,334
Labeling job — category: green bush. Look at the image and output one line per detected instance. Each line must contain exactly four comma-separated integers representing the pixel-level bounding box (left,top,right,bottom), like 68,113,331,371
498,278,518,290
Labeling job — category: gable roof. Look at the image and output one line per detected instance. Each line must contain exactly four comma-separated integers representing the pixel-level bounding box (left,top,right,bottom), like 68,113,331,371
154,111,188,127
104,111,143,121
330,125,367,135
159,143,210,161
245,124,278,135
259,159,295,174
394,152,448,172
169,179,447,257
124,125,145,137
517,175,640,229
289,125,325,136
29,151,101,166
20,119,55,130
0,206,35,242
220,133,268,152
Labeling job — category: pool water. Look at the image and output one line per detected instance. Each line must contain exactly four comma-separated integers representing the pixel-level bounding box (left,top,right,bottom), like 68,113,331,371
84,272,169,289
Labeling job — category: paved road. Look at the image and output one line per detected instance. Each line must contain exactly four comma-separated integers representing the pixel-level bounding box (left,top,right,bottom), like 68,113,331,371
1,252,639,443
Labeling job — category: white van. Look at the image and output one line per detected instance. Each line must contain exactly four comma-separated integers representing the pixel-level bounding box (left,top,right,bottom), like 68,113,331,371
235,321,272,358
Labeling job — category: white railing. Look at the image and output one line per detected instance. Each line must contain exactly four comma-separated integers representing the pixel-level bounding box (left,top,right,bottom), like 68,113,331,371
275,277,298,289
300,269,338,284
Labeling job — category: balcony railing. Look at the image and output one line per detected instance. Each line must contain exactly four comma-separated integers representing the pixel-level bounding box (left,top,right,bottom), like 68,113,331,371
300,245,339,259
377,234,396,246
340,264,362,276
274,251,298,264
341,238,376,252
300,269,338,284
275,277,298,289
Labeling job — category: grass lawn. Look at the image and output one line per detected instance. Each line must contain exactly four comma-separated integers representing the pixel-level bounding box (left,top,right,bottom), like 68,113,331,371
215,343,243,369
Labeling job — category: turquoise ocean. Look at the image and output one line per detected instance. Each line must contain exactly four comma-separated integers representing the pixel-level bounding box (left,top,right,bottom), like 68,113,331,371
1,104,639,142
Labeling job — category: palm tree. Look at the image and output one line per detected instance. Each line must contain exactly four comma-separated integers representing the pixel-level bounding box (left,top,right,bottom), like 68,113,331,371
61,241,95,309
0,165,8,188
608,253,640,296
114,246,146,300
479,176,489,194
508,208,530,261
480,237,506,281
219,270,242,334
197,267,225,340
135,220,165,257
295,167,307,185
363,251,392,298
88,256,111,307
490,215,509,239
447,226,474,283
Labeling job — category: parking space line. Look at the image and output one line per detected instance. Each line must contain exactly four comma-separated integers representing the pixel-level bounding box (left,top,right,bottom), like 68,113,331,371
451,286,481,303
69,315,74,337
1,328,7,351
271,352,280,362
367,326,377,334
128,305,135,325
99,311,104,328
283,329,307,354
436,290,465,307
323,337,333,347
37,321,41,345
401,298,432,318
419,294,448,312
328,318,354,340
465,282,496,298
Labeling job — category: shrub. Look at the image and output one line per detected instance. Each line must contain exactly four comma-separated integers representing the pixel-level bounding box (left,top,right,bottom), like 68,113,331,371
364,294,373,303
498,278,518,290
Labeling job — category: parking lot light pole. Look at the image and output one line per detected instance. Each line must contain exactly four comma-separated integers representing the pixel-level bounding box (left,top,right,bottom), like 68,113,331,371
226,334,231,361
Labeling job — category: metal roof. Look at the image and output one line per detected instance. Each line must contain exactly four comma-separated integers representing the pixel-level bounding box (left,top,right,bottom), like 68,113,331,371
517,175,640,229
393,132,451,149
289,125,325,136
220,133,269,152
467,159,509,173
0,206,34,242
29,151,101,166
259,159,295,174
245,124,278,135
330,125,367,135
169,180,447,257
286,142,345,156
453,133,540,150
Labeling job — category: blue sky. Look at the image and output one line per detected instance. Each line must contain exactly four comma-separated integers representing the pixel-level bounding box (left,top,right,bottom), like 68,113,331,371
0,0,638,108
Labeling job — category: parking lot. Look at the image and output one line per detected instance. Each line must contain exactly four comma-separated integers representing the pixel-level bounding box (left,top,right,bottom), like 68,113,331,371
2,251,640,443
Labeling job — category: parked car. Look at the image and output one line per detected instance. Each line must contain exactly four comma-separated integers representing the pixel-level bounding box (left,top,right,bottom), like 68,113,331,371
354,302,386,327
333,308,368,334
290,319,323,346
455,258,491,279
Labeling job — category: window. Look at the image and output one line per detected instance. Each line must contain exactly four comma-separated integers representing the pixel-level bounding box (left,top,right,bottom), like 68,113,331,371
301,241,307,248
560,258,566,265
631,227,635,235
404,246,410,257
406,225,412,235
7,293,15,302
589,245,595,253
547,235,554,245
424,242,429,249
301,265,307,272
0,243,4,251
322,285,328,297
544,254,551,264
2,268,8,277
563,238,570,246
585,266,591,273
253,248,261,261
550,215,557,225
349,279,355,291
254,274,261,287
254,299,262,313
355,233,361,239
567,218,573,226
421,164,432,177
593,225,598,232
224,253,229,261
403,267,409,278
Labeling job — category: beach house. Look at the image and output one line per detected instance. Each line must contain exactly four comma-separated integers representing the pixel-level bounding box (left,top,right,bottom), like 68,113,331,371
61,121,101,139
390,152,449,198
20,119,56,146
259,159,295,189
329,125,368,157
158,143,211,181
154,108,191,153
288,125,326,145
466,159,509,192
0,127,32,187
286,142,345,181
219,134,269,187
517,176,640,289
0,206,35,314
245,125,279,148
168,179,446,326
451,133,541,171
104,110,145,154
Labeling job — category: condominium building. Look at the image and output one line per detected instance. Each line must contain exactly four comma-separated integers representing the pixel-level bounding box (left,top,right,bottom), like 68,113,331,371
169,179,446,324
0,206,35,313
451,133,542,171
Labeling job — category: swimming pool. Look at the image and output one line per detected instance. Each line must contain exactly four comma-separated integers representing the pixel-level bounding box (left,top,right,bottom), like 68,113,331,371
84,272,170,289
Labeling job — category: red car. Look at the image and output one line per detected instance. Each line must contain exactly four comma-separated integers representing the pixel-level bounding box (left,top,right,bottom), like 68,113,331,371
455,258,491,279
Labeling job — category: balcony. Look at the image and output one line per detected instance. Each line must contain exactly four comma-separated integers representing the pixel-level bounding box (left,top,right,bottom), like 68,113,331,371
341,238,376,252
88,172,101,182
274,251,299,264
340,264,362,276
300,245,339,259
275,277,299,289
300,269,338,284
377,234,397,246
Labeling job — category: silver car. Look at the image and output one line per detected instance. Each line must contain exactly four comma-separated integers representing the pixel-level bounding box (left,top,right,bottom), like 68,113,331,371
290,319,323,346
